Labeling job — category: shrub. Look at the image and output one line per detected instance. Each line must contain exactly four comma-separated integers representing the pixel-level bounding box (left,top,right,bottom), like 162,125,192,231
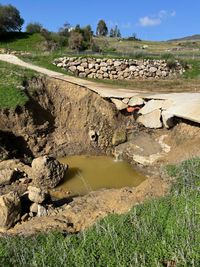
68,31,84,51
26,22,43,33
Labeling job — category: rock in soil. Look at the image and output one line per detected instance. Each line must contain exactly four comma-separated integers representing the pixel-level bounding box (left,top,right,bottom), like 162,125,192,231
0,168,18,186
0,191,21,230
31,156,68,189
28,186,47,204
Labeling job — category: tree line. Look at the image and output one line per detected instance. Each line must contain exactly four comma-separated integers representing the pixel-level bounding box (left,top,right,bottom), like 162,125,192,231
0,4,140,51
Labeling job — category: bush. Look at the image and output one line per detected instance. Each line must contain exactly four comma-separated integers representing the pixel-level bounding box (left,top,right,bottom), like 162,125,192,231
26,22,43,33
68,31,84,51
40,29,68,51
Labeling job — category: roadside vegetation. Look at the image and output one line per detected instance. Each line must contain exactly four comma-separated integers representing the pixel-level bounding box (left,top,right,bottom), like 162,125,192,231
0,158,200,266
0,61,35,108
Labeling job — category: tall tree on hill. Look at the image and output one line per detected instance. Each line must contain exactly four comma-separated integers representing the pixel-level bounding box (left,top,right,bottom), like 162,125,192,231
96,20,108,36
0,4,24,33
110,25,121,38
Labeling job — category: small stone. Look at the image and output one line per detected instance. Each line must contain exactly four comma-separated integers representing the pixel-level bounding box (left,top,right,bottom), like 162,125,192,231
37,205,47,217
68,66,76,72
30,203,39,213
122,98,130,104
149,67,157,73
112,129,127,146
29,212,34,217
129,66,137,72
128,97,144,106
111,98,128,110
77,66,85,72
28,186,46,204
21,213,29,222
88,63,95,69
114,61,121,67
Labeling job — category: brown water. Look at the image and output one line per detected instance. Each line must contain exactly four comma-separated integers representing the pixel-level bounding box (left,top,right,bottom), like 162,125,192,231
52,155,146,198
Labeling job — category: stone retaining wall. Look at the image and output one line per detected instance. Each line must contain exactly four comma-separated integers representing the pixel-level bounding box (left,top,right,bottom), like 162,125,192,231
53,57,185,80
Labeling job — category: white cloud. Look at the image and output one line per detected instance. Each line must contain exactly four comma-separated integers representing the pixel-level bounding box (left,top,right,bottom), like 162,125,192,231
139,16,161,27
138,10,176,27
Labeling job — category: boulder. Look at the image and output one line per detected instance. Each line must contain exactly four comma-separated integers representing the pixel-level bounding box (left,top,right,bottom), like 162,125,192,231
31,156,68,189
150,67,157,73
128,97,144,106
137,109,162,129
88,63,95,69
111,98,128,110
112,129,127,146
68,66,76,72
139,100,164,115
77,66,85,72
129,66,137,72
114,61,121,67
0,169,17,186
28,186,46,204
0,192,21,230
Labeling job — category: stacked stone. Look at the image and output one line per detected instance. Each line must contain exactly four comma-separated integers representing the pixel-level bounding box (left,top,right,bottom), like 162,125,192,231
53,57,185,80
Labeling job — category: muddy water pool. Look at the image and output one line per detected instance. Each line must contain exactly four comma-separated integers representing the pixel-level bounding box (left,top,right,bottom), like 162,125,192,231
52,155,146,198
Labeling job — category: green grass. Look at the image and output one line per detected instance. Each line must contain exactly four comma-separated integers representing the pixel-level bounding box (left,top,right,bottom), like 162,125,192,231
0,32,44,52
183,59,200,79
0,61,36,108
0,158,200,266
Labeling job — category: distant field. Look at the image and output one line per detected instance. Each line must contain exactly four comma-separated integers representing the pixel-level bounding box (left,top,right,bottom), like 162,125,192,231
0,32,200,58
1,32,200,93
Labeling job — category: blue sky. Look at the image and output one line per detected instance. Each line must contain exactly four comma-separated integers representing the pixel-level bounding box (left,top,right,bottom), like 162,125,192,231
0,0,199,40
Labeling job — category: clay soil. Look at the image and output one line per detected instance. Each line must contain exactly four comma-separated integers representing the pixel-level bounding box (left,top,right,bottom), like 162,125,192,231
1,76,200,235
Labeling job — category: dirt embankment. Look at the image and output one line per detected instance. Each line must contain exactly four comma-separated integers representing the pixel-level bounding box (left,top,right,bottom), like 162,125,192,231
0,76,129,160
1,75,200,235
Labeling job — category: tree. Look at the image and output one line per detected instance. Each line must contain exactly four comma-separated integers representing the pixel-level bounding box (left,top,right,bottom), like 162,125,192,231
59,22,71,37
68,31,84,51
114,25,121,38
110,28,114,37
96,20,108,36
82,25,93,42
0,4,24,33
26,22,43,33
110,25,121,38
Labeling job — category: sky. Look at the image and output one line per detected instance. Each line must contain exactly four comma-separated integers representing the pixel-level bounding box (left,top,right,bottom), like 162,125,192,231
0,0,199,41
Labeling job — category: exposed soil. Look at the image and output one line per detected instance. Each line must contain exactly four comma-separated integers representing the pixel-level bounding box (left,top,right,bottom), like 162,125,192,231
1,75,200,235
6,176,169,236
0,76,128,160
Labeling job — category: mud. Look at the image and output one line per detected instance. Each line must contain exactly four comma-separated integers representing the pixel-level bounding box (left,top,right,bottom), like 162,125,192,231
1,76,200,235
